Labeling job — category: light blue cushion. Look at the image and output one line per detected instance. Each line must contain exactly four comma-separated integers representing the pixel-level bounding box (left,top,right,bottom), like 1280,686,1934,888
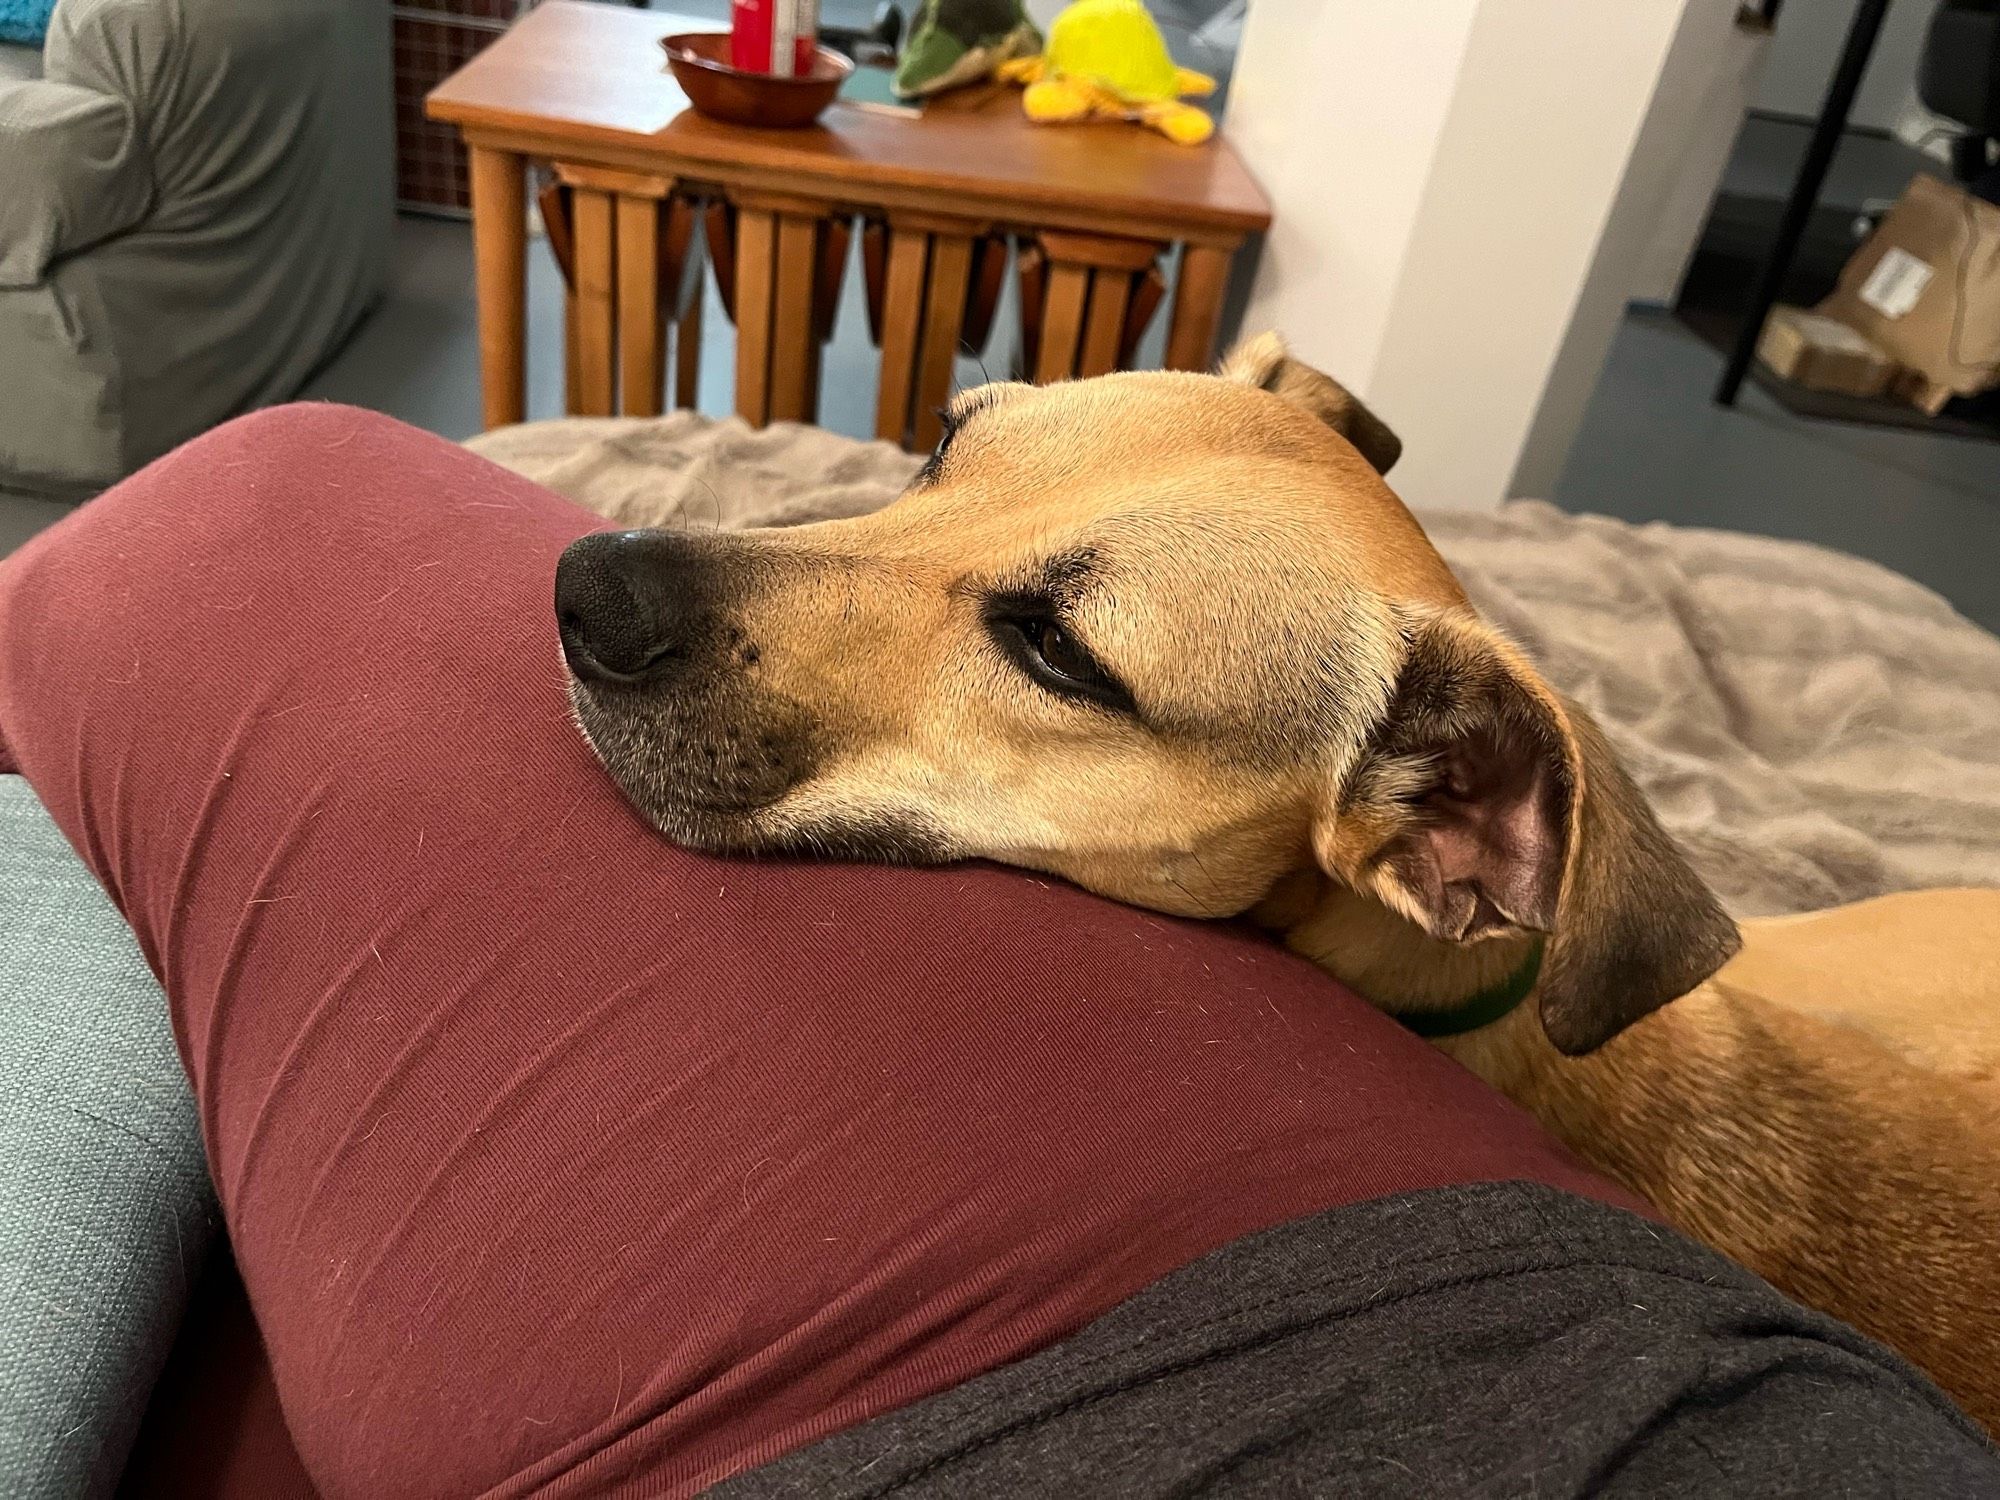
0,775,217,1499
0,0,56,48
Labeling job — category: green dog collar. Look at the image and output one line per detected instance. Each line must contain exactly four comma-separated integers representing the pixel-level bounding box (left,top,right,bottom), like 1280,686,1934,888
1390,939,1546,1039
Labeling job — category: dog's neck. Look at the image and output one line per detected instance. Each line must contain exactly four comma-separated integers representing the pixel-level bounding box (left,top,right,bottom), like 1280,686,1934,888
1257,871,1544,1025
1258,868,1638,1120
1258,866,1699,1196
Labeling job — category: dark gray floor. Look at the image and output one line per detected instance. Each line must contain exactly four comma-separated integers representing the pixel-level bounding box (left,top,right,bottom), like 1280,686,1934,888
7,214,1997,636
1599,111,2000,632
1552,311,2000,634
292,213,1020,446
297,211,578,440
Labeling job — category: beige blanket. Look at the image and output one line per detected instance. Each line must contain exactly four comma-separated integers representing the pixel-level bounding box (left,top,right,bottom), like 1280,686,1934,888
469,414,2000,918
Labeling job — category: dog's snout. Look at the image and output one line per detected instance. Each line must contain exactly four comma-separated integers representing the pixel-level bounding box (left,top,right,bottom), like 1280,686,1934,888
555,530,706,684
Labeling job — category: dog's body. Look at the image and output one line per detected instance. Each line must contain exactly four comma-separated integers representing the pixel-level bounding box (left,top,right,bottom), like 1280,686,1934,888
1723,890,2000,1097
1291,881,2000,1428
552,338,2000,1430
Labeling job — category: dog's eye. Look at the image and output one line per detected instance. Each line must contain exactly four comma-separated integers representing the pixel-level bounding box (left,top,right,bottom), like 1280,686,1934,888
1028,620,1097,685
988,610,1135,714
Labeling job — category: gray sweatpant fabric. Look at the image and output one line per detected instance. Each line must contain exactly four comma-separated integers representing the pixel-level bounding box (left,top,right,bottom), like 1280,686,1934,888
719,1181,1998,1498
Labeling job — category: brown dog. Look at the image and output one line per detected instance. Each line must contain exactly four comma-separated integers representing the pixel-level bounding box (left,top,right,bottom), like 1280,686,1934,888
554,334,2000,1430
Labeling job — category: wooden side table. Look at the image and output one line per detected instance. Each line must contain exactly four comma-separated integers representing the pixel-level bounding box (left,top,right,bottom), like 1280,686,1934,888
427,1,1272,445
870,210,995,450
539,162,706,418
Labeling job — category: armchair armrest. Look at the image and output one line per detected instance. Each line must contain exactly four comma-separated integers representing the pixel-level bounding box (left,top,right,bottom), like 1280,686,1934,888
0,78,148,288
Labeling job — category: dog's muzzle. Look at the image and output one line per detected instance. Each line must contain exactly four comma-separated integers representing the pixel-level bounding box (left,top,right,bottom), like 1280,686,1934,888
554,527,818,837
555,529,710,686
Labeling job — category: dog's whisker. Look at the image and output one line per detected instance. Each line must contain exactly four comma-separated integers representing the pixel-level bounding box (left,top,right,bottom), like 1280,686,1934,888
1162,871,1205,913
693,472,725,531
1184,848,1222,900
956,341,992,390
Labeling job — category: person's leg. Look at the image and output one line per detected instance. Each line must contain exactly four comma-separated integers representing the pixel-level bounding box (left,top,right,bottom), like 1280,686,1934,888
718,1179,2000,1497
1,407,1989,1498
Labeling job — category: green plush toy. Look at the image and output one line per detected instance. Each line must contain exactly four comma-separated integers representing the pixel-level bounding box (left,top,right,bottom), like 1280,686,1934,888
893,0,1040,100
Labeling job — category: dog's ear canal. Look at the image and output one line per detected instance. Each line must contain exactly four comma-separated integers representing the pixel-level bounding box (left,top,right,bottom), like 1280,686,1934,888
1322,610,1741,1054
1219,332,1403,476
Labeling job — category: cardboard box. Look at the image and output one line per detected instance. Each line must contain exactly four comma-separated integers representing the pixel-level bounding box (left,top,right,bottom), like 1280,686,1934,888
1817,173,2000,414
1756,304,1898,398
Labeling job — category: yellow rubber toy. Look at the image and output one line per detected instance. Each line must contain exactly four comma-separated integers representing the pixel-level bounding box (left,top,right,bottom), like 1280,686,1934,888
997,0,1216,146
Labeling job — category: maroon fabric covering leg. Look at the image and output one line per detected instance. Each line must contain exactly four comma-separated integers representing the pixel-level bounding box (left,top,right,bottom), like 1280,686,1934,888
0,407,1643,1499
118,1251,319,1500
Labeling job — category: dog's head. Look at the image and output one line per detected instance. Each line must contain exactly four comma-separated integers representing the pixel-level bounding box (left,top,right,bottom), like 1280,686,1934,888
556,334,1738,1053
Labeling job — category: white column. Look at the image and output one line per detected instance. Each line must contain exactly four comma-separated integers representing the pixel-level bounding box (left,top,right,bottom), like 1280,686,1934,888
1512,0,1771,497
1224,0,1482,398
1228,0,1716,512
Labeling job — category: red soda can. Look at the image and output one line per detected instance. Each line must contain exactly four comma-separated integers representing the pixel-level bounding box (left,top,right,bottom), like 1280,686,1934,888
730,0,818,77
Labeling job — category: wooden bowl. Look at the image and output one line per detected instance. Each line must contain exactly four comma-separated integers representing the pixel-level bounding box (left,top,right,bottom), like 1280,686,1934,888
662,32,854,129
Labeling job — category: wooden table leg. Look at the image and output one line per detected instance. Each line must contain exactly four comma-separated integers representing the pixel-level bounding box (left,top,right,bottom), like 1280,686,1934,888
674,290,703,410
1029,230,1165,386
537,177,580,414
802,215,850,424
1036,262,1089,385
768,213,819,423
469,145,527,428
1165,242,1232,372
1014,240,1047,381
654,190,703,412
874,227,929,444
572,188,617,416
563,283,581,415
1077,270,1131,379
1122,263,1169,369
911,232,974,452
734,206,777,424
617,195,663,416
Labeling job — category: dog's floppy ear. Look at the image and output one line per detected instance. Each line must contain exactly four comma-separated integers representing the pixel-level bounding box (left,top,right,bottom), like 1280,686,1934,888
1220,332,1403,476
1318,608,1740,1054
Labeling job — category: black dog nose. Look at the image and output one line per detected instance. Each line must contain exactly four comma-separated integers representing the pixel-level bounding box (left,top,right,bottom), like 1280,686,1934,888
555,529,705,683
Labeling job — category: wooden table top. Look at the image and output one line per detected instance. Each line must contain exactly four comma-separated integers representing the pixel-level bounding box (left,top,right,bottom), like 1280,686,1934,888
427,0,1271,238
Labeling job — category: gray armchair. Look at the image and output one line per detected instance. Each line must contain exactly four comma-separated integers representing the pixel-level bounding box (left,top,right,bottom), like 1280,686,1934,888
0,0,393,501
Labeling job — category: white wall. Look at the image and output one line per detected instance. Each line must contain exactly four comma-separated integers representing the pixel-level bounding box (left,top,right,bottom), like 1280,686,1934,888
1223,1,1481,396
1230,0,1710,511
1515,0,1769,496
1629,5,1771,306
